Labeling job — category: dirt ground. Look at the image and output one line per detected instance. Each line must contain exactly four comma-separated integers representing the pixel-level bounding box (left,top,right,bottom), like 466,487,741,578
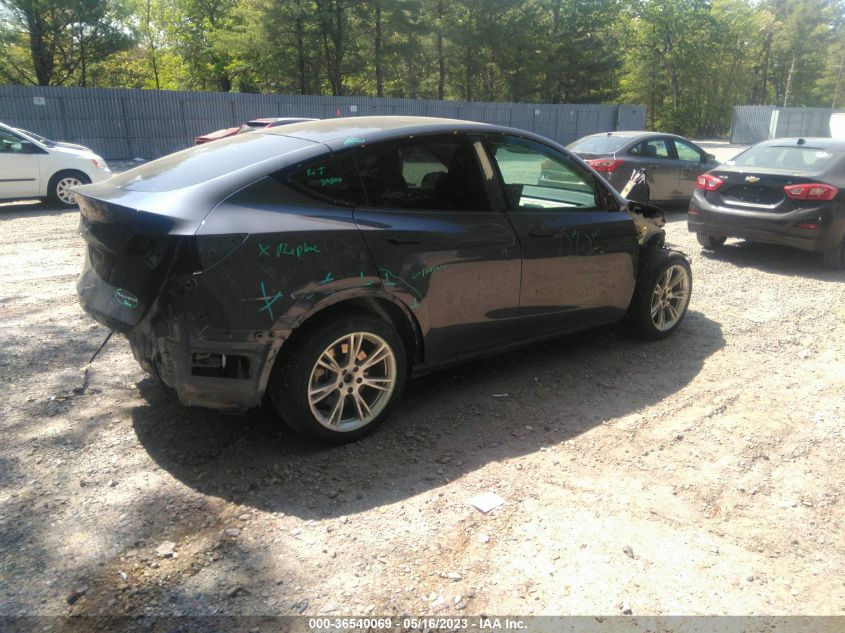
1,194,844,624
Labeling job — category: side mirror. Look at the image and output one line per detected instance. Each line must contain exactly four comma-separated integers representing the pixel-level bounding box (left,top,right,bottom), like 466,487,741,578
705,153,716,162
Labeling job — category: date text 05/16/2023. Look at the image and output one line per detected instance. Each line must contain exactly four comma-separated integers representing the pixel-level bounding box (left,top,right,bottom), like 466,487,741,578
306,616,527,630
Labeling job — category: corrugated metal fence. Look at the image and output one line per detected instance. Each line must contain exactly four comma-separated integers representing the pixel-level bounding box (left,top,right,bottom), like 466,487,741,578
0,85,645,160
731,105,843,144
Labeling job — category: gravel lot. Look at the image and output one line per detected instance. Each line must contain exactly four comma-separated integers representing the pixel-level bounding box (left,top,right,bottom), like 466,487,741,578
1,193,844,623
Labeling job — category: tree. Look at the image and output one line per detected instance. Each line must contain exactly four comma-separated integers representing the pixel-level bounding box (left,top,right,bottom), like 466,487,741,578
0,0,133,85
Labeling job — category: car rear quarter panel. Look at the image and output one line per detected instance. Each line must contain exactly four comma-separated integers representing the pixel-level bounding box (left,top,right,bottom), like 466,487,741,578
191,178,390,337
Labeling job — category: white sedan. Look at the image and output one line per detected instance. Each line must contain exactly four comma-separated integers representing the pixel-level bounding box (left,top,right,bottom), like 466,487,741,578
0,121,111,207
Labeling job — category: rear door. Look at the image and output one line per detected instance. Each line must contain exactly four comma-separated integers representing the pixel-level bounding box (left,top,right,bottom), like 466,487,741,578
351,134,522,365
483,134,638,336
627,137,678,202
671,138,710,199
0,127,40,199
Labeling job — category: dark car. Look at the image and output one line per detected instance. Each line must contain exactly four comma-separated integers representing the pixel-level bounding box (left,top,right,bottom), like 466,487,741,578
563,132,719,204
194,118,317,144
688,138,845,268
75,117,692,443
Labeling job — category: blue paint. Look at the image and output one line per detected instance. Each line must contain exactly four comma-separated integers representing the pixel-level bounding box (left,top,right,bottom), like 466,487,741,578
258,281,283,320
114,288,138,309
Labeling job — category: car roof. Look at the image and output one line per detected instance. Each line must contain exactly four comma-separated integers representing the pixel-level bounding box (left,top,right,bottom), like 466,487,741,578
260,115,499,144
578,131,692,142
754,137,845,150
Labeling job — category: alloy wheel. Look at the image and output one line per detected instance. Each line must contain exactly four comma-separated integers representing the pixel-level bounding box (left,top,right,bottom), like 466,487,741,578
307,332,397,432
650,264,691,331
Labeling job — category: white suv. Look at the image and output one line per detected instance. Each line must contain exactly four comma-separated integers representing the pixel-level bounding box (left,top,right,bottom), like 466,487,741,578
0,122,111,207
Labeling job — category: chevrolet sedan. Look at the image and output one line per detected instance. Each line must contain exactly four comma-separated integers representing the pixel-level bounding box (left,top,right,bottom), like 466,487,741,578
688,137,845,268
76,117,692,443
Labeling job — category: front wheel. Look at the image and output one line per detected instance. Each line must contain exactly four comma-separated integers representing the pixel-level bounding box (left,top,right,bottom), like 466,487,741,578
269,314,407,444
628,249,692,340
48,171,90,208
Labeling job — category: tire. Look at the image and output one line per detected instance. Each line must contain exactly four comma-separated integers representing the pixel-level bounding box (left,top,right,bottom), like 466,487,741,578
823,239,845,270
268,313,407,444
47,170,90,208
696,233,727,250
628,248,693,340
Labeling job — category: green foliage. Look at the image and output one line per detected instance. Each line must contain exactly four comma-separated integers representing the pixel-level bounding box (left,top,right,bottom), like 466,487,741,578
1,0,844,135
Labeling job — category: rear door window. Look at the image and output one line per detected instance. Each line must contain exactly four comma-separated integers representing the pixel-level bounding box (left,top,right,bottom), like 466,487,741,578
629,138,672,159
355,135,491,211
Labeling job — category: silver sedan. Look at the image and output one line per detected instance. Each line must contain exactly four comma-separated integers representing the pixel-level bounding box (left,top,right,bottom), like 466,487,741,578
563,132,720,204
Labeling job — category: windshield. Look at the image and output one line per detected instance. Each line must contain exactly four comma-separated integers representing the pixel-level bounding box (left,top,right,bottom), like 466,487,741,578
729,145,842,171
16,128,55,147
568,135,632,154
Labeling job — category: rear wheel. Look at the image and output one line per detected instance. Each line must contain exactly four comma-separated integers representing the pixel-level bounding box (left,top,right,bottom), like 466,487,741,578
269,314,407,444
823,238,845,270
48,170,90,207
628,249,692,340
696,233,727,250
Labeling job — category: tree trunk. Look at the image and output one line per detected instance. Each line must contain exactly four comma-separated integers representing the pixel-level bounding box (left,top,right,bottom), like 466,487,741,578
145,0,161,89
374,1,383,97
436,0,445,100
783,53,796,107
79,44,87,87
832,63,843,108
296,17,306,94
27,11,53,86
543,0,561,102
751,29,772,105
465,45,472,101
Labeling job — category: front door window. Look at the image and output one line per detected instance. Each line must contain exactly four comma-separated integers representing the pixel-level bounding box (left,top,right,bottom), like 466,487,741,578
487,136,598,211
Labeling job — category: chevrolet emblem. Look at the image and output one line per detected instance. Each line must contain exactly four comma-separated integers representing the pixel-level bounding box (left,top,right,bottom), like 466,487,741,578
745,175,760,183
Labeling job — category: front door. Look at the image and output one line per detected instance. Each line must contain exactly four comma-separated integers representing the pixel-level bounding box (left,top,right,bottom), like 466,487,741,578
0,128,39,199
484,134,638,336
351,134,522,365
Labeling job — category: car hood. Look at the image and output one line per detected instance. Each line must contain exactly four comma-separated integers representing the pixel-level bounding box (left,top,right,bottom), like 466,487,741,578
49,144,100,159
55,141,93,152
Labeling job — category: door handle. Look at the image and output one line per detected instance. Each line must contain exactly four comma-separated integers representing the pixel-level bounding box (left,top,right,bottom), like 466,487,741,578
387,237,421,245
528,231,556,238
648,164,659,169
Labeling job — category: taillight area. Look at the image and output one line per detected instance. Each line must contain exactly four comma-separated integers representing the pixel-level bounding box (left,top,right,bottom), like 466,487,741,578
783,183,838,201
585,158,624,173
696,173,724,191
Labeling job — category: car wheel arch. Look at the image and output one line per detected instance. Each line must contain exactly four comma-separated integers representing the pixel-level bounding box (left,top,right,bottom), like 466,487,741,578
280,292,424,373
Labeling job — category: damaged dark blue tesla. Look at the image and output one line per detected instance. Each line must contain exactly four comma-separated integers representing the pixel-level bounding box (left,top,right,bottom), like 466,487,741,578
76,117,691,443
